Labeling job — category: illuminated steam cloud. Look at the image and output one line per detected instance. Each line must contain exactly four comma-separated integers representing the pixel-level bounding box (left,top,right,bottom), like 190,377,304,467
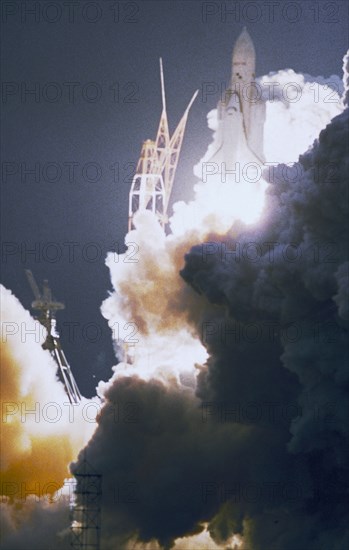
99,212,208,388
101,69,344,388
72,59,348,550
0,286,97,549
170,70,343,236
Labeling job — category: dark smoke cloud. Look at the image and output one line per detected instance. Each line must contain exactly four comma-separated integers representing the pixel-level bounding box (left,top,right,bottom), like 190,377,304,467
72,376,308,550
0,497,70,550
72,106,348,548
181,107,349,548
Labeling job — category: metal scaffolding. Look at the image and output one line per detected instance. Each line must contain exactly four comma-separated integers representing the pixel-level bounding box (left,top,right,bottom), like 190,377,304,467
128,58,198,231
25,269,81,404
70,454,102,550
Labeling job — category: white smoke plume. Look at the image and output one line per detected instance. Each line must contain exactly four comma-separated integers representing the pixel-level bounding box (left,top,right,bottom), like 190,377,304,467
0,286,97,549
101,69,344,389
170,70,343,237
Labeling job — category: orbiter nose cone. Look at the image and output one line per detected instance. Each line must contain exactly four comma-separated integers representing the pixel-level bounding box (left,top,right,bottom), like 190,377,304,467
232,27,255,61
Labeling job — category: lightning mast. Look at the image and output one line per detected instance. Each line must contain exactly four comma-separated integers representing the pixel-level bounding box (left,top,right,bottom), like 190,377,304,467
25,269,81,404
128,59,198,231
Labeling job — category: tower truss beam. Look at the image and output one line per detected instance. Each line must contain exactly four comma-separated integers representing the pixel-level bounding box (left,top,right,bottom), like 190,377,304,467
128,59,198,231
25,269,82,404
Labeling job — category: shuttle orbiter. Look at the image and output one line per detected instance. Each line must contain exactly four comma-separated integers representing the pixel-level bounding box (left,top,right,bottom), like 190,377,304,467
207,28,266,171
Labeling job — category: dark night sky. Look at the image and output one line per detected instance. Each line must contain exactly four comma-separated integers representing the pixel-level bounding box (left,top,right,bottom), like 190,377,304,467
1,0,348,396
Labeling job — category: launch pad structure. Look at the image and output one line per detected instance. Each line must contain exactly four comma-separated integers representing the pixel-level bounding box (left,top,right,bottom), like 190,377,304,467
70,454,102,550
128,58,198,231
128,29,265,233
25,269,81,404
25,273,100,547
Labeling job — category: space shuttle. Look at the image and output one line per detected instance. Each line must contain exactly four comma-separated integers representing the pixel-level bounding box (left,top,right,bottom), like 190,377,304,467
206,28,266,172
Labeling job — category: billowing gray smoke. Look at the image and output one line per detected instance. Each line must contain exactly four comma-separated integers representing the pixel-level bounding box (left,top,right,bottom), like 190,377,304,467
181,105,349,549
72,95,349,549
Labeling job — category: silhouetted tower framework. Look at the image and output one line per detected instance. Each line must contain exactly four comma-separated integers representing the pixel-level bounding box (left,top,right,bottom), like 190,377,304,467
128,58,198,231
25,269,81,404
70,454,102,550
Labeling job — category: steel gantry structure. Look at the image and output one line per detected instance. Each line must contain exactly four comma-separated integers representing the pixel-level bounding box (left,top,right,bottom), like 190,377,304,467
128,58,198,231
25,269,81,404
